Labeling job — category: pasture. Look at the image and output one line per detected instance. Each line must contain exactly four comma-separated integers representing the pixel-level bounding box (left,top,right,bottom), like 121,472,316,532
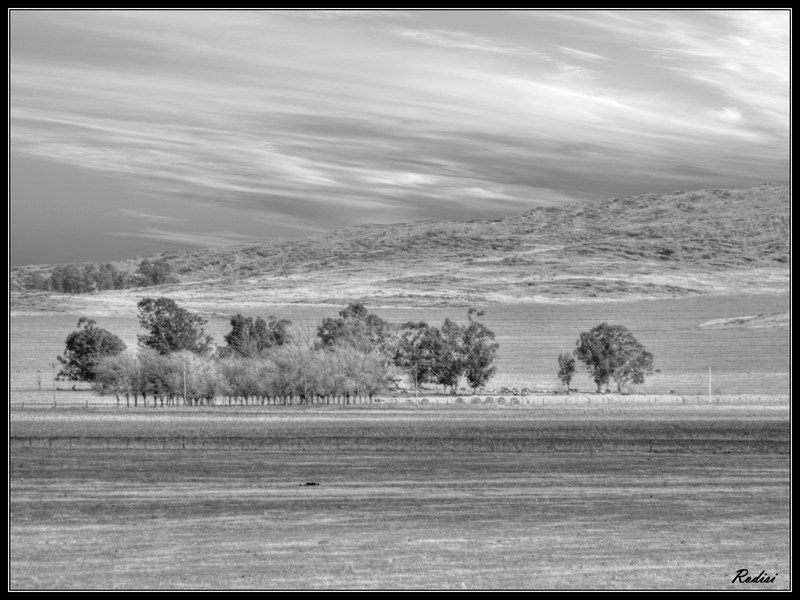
9,293,791,396
9,404,790,589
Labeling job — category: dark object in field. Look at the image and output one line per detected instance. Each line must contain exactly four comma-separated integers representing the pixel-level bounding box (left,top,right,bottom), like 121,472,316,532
302,482,319,486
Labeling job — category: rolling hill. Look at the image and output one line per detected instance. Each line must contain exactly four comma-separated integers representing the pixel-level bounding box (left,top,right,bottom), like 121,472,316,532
10,183,790,314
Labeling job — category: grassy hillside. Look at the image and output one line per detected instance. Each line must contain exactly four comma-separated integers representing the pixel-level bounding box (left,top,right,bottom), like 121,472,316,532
11,184,790,311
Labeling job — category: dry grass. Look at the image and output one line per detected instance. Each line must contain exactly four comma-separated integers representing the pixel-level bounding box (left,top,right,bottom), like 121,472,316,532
9,292,791,396
9,406,790,589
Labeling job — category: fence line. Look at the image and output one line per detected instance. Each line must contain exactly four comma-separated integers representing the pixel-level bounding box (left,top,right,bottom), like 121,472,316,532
8,434,790,454
9,393,790,410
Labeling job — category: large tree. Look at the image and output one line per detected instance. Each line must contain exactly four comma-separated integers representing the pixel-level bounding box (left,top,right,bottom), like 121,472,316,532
434,317,466,394
223,314,291,357
574,323,654,393
57,317,127,382
317,302,392,354
137,296,213,355
462,310,499,394
393,321,440,394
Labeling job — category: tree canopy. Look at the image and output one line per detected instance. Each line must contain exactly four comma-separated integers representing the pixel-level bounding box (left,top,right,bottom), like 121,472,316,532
135,259,176,286
223,314,292,357
57,317,127,382
393,321,441,393
461,310,499,393
316,302,393,354
574,323,654,393
394,310,499,394
26,259,174,293
557,352,576,392
137,296,213,355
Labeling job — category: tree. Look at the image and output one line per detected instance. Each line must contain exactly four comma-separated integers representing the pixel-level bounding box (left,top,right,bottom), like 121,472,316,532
47,262,129,293
393,321,440,394
434,318,465,394
462,309,499,394
574,323,654,393
49,264,90,293
57,317,127,382
317,302,392,354
171,351,226,405
94,263,128,290
223,314,291,357
137,296,213,355
557,352,576,393
610,345,654,393
136,259,176,286
24,272,49,290
137,347,181,406
95,352,139,406
219,356,262,404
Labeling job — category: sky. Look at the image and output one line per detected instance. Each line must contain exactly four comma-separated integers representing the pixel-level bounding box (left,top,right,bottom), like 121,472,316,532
10,10,790,265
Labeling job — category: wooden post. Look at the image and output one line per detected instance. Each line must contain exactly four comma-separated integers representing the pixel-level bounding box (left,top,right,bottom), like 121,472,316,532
183,357,187,406
50,362,57,408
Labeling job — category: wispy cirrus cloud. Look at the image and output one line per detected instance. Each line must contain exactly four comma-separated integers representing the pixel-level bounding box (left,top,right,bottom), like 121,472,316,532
118,209,181,223
389,26,552,60
112,228,266,248
557,46,607,62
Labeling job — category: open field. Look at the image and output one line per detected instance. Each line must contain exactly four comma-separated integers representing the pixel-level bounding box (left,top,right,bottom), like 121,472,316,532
9,293,790,396
9,405,790,589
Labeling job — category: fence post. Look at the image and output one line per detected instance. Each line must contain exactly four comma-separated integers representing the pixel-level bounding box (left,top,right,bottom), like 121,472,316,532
50,362,57,408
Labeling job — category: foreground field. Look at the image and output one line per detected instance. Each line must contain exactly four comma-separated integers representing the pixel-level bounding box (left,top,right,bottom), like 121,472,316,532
9,405,790,589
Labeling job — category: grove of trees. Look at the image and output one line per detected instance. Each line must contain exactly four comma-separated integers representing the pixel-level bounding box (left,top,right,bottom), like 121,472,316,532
57,297,657,406
25,259,177,293
61,298,501,407
95,345,389,407
223,314,292,357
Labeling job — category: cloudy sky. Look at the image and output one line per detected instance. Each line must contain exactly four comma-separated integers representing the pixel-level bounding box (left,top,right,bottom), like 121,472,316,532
10,10,789,265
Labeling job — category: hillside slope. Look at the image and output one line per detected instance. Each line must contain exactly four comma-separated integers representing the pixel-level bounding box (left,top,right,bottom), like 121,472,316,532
11,184,790,313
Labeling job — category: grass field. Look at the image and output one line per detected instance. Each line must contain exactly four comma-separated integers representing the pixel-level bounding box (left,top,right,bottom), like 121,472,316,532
9,293,790,395
9,404,790,590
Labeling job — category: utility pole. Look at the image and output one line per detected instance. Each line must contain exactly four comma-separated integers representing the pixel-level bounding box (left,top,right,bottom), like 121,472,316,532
183,356,187,406
50,362,57,408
